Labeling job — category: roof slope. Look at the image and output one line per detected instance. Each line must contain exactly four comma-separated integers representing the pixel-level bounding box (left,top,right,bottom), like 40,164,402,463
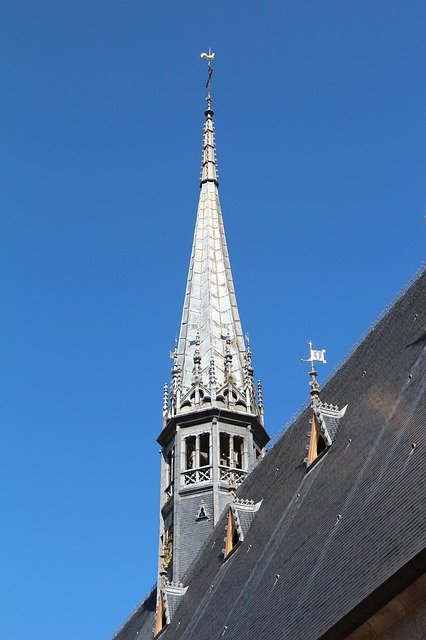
111,588,156,640
111,268,425,640
161,269,426,640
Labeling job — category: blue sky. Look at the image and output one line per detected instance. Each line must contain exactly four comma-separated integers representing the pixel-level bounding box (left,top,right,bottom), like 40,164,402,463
1,2,425,639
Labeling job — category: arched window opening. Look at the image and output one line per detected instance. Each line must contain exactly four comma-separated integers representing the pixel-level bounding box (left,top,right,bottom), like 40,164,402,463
185,436,196,470
233,436,244,469
199,433,210,467
220,433,245,470
220,433,231,467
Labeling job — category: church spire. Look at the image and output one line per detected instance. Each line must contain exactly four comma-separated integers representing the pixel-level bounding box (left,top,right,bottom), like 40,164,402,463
156,54,270,601
173,51,251,406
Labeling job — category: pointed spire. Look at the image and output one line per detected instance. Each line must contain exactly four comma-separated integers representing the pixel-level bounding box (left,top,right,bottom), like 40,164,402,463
174,53,248,398
200,49,218,186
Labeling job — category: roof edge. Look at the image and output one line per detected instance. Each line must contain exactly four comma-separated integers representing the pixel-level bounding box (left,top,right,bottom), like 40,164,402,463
318,548,426,640
109,584,156,640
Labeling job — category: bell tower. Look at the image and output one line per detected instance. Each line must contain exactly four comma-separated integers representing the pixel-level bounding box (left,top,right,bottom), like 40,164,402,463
156,52,270,598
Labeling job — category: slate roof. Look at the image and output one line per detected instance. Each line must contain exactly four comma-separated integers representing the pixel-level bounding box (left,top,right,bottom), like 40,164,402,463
111,587,156,640
111,268,425,640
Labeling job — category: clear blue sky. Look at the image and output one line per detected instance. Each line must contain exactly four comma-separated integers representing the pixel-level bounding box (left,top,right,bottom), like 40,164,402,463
1,2,424,639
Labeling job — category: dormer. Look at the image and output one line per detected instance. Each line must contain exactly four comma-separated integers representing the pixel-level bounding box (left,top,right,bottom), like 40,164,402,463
223,499,262,558
306,402,347,466
154,582,188,636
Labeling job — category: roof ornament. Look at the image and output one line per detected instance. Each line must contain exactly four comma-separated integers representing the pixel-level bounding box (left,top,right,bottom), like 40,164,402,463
170,336,182,413
209,356,217,390
244,335,255,408
225,330,234,384
200,49,218,185
162,383,169,417
193,330,202,383
257,380,264,423
201,48,215,111
302,341,326,408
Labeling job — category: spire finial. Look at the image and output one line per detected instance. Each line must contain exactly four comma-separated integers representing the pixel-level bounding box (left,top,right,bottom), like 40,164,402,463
302,341,327,408
200,50,218,186
201,48,215,111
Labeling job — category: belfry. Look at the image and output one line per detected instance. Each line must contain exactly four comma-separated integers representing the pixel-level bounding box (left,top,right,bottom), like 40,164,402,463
156,52,270,598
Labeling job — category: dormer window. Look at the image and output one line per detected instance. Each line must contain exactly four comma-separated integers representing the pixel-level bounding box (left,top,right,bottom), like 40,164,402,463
224,508,240,557
307,414,327,465
223,499,262,559
306,402,348,466
155,582,188,633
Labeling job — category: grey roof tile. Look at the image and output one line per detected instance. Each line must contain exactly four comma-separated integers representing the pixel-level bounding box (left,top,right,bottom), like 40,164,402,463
160,269,426,640
111,269,426,640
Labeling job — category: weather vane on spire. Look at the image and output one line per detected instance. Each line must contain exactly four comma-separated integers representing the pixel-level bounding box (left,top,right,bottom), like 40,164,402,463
201,48,215,109
302,341,327,407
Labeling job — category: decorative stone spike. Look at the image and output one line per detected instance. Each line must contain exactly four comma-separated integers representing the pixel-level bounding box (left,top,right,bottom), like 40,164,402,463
244,343,256,408
162,383,169,415
225,334,234,383
193,331,202,384
309,367,321,408
209,356,217,389
171,358,182,414
257,380,264,407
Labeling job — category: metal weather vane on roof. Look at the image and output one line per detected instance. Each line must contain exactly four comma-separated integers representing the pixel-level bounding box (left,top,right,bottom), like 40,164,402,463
302,341,327,406
302,340,327,369
201,48,215,108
